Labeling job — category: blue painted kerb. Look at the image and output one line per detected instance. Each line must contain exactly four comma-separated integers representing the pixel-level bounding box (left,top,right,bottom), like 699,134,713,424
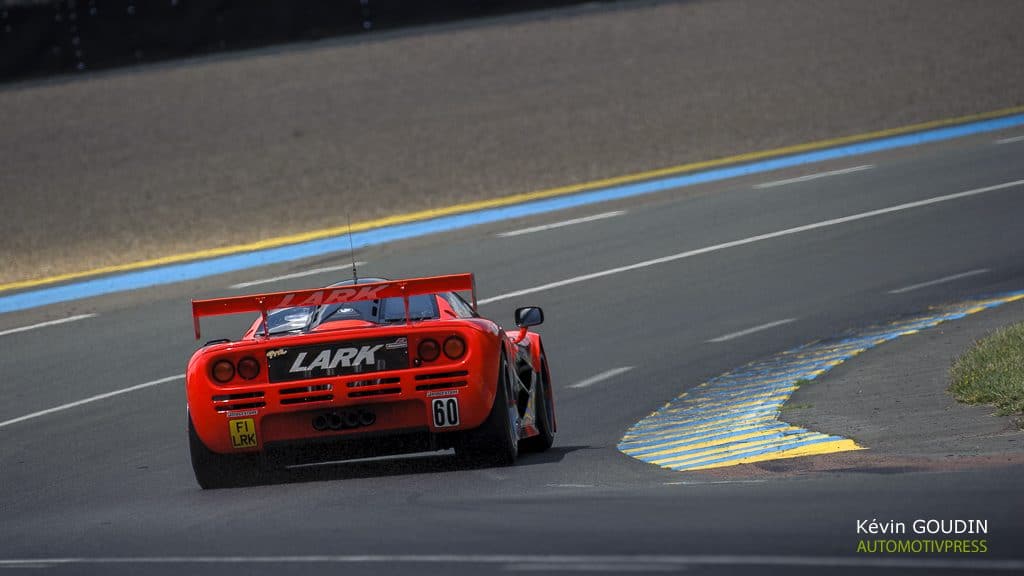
3,112,1024,314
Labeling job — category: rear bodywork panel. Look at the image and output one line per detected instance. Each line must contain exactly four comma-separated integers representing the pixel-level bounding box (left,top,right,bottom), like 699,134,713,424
188,320,502,454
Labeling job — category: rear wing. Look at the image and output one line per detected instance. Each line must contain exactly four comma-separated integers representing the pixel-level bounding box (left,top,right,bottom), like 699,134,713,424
191,273,477,340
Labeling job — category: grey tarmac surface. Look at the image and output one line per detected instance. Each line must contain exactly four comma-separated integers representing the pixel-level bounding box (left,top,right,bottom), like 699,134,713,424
0,125,1023,574
2,0,1024,283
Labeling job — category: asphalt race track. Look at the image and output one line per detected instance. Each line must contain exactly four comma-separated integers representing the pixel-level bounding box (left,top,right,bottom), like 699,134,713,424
2,118,1024,574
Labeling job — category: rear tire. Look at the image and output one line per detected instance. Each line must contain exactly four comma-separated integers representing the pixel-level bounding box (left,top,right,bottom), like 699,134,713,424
457,351,519,466
520,357,555,453
188,415,262,489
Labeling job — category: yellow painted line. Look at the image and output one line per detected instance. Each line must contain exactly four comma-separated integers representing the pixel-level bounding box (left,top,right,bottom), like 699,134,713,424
662,393,791,416
651,432,830,467
621,414,777,442
705,375,796,387
634,426,806,460
963,298,1008,308
695,375,799,389
628,413,782,439
665,388,794,407
629,406,781,434
669,388,798,409
682,439,863,471
5,104,1024,295
790,347,868,359
620,422,780,453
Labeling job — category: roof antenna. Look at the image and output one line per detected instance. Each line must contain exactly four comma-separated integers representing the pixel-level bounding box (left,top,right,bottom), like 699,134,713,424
347,213,359,284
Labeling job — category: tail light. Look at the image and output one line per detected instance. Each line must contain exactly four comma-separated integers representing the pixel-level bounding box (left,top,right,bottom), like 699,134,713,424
443,336,466,359
418,339,440,362
237,356,260,380
212,360,235,383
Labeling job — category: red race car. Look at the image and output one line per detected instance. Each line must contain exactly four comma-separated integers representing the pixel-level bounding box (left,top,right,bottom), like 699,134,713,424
187,273,555,488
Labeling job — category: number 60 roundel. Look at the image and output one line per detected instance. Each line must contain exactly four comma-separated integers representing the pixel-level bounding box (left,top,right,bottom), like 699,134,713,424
432,397,460,428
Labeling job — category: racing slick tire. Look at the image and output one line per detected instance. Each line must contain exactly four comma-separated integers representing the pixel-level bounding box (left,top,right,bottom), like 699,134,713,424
520,356,555,453
188,415,262,489
457,351,519,466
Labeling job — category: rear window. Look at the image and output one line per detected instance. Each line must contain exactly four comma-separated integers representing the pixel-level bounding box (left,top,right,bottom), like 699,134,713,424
260,292,443,335
264,306,316,335
318,294,439,325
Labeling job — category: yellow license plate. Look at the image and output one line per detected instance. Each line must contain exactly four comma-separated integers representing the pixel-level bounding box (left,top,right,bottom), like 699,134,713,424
229,418,258,449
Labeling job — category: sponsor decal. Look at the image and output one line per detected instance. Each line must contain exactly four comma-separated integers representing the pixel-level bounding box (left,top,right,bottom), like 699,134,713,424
386,337,408,350
229,418,258,449
226,409,259,418
289,344,384,373
275,285,389,309
266,337,408,383
426,389,460,398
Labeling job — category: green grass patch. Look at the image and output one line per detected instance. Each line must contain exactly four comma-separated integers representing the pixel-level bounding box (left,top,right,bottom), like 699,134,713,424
949,322,1024,427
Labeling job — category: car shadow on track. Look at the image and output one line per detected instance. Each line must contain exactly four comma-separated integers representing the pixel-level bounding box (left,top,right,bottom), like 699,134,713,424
255,445,590,487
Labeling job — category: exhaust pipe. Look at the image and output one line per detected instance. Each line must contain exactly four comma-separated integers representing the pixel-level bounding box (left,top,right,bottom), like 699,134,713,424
327,412,344,430
342,410,360,429
312,409,377,431
358,410,376,427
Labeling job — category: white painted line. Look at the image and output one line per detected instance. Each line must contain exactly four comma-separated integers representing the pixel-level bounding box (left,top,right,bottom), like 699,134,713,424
0,374,183,429
707,318,797,343
546,484,595,488
230,263,367,289
663,480,767,486
497,211,626,238
0,313,96,338
568,366,634,389
888,268,991,294
754,164,874,189
996,135,1024,144
0,555,1021,571
288,449,453,469
477,179,1024,305
506,563,673,572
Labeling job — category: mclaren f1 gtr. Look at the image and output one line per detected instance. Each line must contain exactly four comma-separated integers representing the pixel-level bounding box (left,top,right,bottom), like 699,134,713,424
186,273,555,488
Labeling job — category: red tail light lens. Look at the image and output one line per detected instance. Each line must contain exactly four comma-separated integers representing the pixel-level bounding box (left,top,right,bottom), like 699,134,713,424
212,360,235,383
237,356,260,380
418,339,440,362
443,336,466,359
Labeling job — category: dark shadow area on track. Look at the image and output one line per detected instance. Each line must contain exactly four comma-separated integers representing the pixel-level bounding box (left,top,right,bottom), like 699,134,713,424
221,445,590,488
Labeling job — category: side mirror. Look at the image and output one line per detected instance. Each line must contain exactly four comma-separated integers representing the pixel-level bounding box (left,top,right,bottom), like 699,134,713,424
514,306,544,328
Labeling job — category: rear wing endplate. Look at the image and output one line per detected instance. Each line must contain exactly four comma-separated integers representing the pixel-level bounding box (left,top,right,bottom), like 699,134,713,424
191,273,477,340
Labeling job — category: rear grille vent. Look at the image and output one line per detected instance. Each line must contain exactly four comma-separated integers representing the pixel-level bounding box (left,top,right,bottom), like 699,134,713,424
280,394,334,405
414,370,469,381
281,384,333,395
415,381,467,392
212,391,266,412
278,384,334,405
348,387,402,398
347,377,401,388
